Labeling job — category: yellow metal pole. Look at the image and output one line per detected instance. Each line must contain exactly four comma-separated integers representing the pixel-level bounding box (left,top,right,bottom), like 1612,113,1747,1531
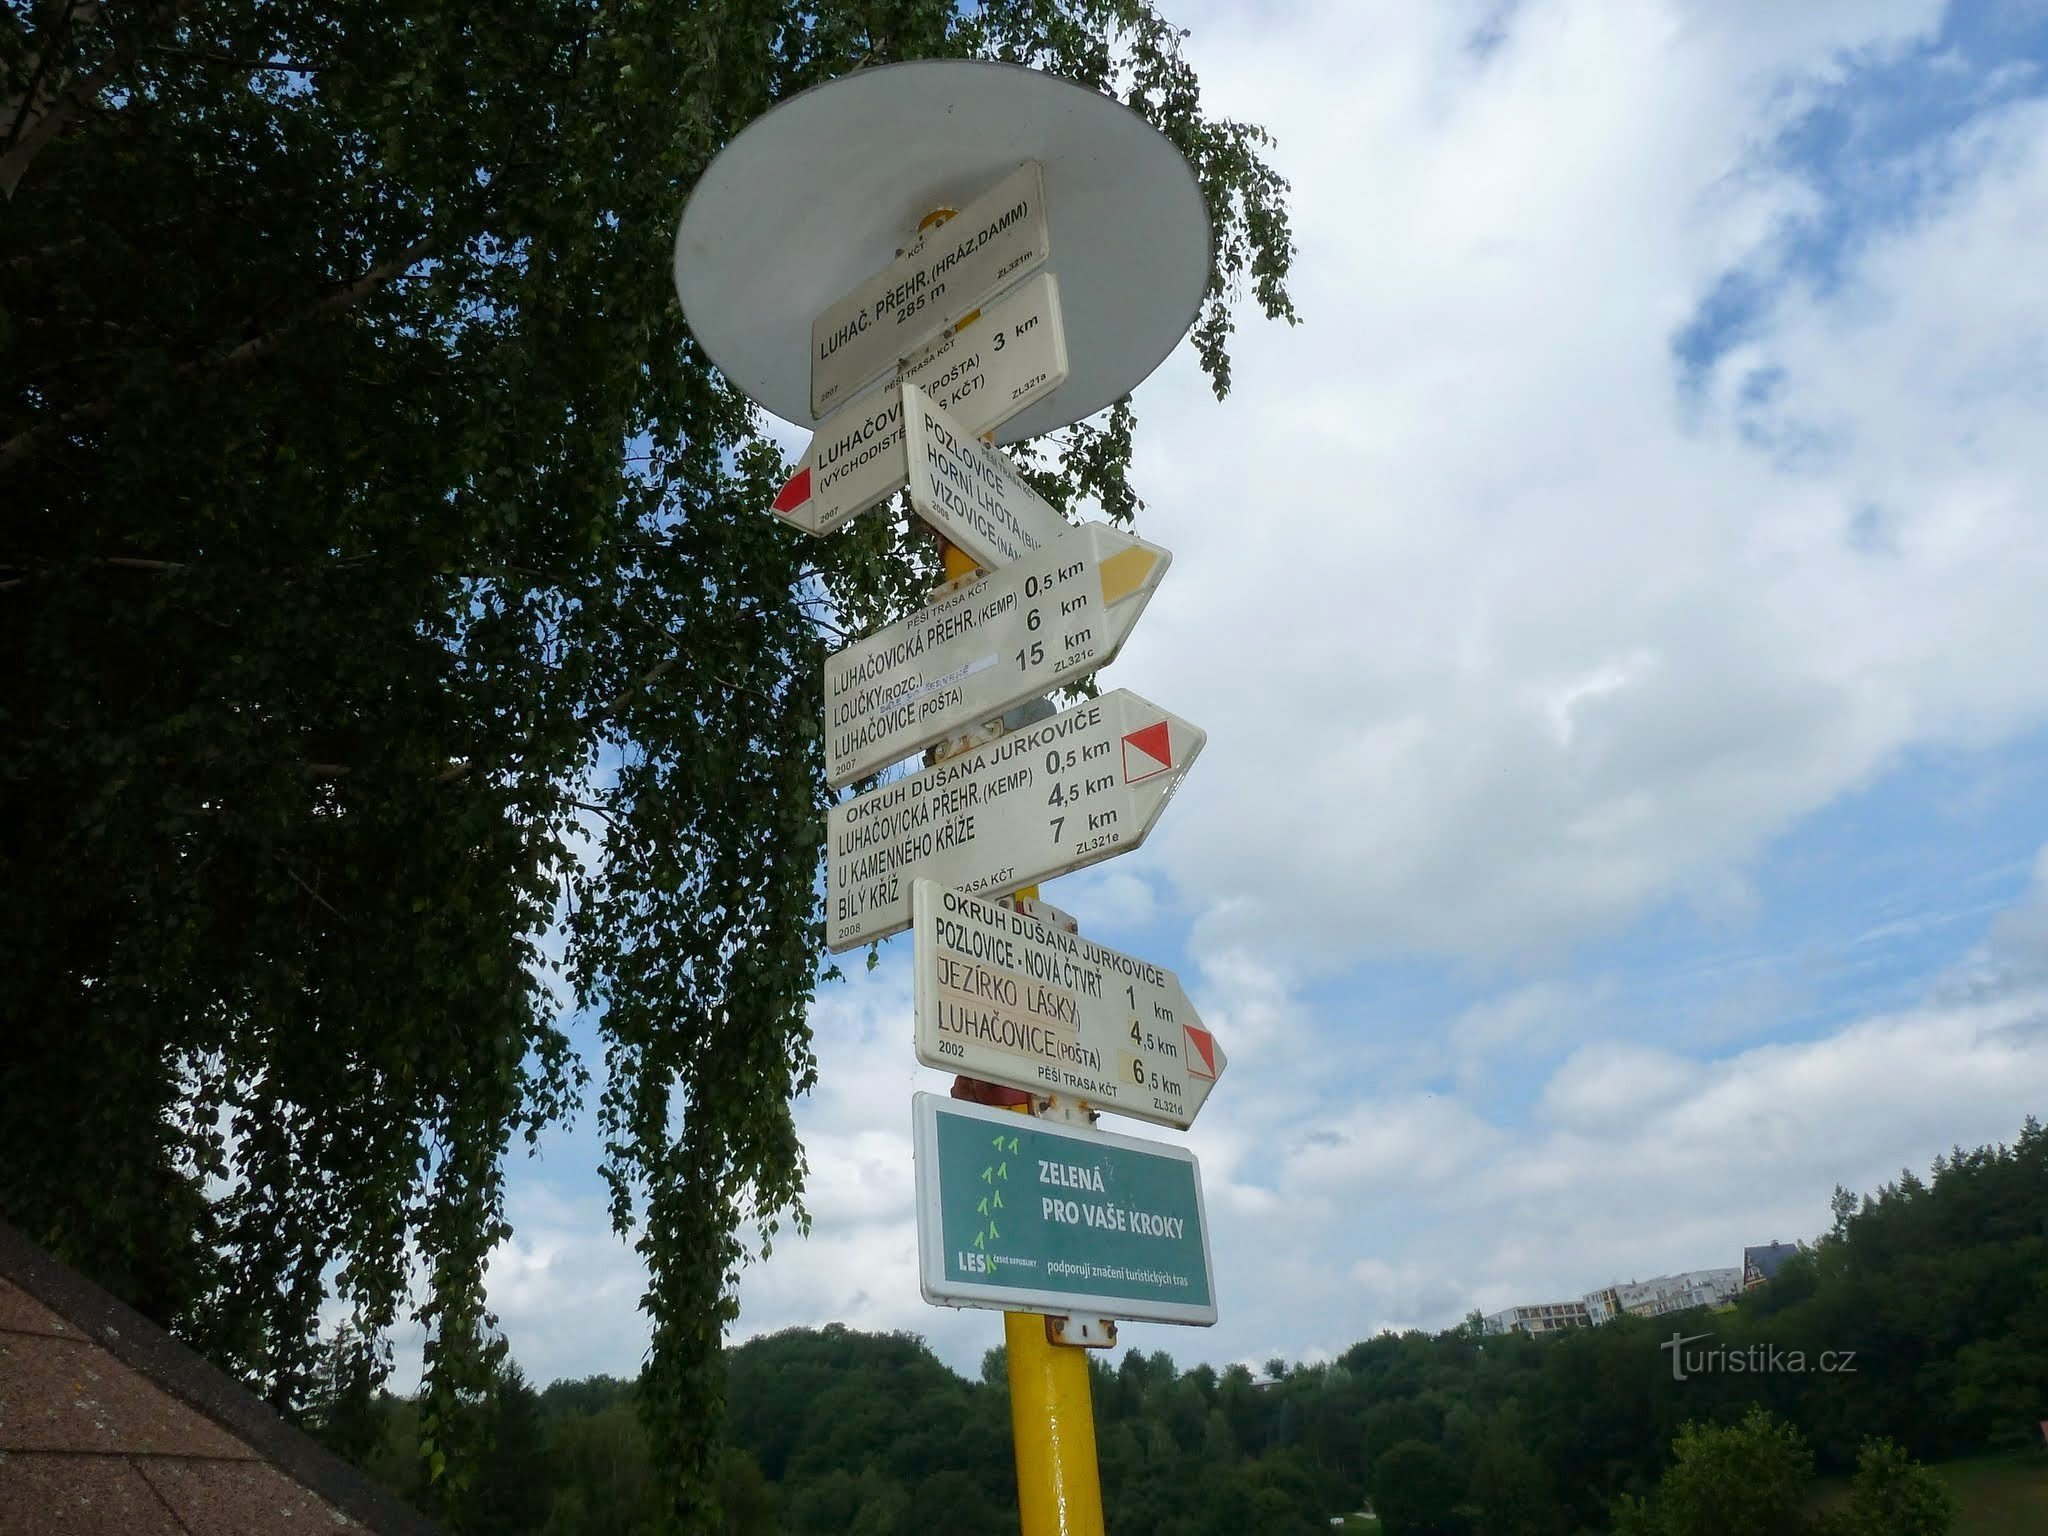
1005,1306,1106,1536
999,965,1106,1536
928,513,1107,1535
914,195,1104,1531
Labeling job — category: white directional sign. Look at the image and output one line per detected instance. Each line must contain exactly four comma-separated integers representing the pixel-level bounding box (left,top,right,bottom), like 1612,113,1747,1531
825,523,1170,788
826,688,1204,951
905,383,1068,571
772,272,1070,537
912,882,1226,1129
907,270,1068,447
811,160,1049,417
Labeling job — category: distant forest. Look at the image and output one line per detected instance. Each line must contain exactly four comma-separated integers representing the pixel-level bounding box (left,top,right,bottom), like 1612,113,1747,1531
313,1115,2048,1534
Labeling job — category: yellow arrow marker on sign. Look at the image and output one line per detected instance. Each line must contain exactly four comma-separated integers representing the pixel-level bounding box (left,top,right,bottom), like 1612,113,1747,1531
1097,542,1162,606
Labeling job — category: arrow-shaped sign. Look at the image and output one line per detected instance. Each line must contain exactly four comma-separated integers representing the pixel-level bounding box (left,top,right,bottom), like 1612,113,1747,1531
825,688,1204,951
824,522,1171,787
772,272,1069,538
911,881,1227,1130
903,381,1068,571
811,160,1050,418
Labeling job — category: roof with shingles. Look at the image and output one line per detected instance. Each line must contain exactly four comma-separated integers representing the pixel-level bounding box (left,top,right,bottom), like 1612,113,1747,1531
0,1218,439,1536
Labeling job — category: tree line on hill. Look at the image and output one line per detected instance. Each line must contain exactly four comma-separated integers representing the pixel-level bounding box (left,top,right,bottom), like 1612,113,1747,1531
313,1115,2047,1533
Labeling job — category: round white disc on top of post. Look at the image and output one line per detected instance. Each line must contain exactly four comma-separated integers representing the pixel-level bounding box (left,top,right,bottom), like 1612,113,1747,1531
673,59,1211,444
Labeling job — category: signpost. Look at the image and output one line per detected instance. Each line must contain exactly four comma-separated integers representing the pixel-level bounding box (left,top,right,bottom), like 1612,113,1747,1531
673,62,1227,1536
912,883,1225,1129
904,382,1068,571
772,272,1070,537
913,1092,1216,1326
824,522,1170,787
811,160,1050,417
826,689,1204,951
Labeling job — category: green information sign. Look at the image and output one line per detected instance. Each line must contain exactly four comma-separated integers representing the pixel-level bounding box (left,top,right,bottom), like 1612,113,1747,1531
912,1092,1216,1326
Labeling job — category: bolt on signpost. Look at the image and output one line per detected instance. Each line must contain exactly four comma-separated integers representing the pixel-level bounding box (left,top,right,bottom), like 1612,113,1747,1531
674,59,1217,1536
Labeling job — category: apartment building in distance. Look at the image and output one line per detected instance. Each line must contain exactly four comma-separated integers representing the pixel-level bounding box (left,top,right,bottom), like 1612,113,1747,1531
1483,1241,1804,1338
1485,1266,1747,1337
1480,1300,1591,1336
1583,1268,1742,1323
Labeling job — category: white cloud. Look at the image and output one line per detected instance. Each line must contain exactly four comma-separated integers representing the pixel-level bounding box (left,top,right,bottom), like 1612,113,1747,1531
1082,0,2048,967
1202,972,2048,1355
1052,865,1162,933
482,1185,648,1385
1452,978,1611,1062
1537,1041,1697,1127
483,936,2046,1379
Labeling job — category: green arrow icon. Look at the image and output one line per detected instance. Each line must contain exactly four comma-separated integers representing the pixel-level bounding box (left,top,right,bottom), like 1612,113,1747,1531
977,1197,988,1216
991,1190,1004,1210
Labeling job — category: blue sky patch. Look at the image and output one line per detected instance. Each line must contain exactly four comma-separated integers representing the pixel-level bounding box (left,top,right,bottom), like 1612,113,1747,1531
1676,1,2048,387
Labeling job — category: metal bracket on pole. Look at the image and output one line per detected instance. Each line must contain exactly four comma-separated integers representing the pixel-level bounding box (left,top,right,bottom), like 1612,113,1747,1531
929,719,1001,762
1008,893,1078,933
1031,1093,1098,1128
1045,1316,1119,1350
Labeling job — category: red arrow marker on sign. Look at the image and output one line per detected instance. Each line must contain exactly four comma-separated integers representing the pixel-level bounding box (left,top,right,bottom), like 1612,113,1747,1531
773,466,811,515
1182,1025,1220,1081
1122,720,1173,783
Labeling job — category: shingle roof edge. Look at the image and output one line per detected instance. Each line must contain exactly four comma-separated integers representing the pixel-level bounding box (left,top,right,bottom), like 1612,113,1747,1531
0,1217,441,1536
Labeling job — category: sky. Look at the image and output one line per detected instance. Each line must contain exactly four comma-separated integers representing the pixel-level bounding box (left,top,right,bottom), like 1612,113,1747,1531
474,0,2048,1385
